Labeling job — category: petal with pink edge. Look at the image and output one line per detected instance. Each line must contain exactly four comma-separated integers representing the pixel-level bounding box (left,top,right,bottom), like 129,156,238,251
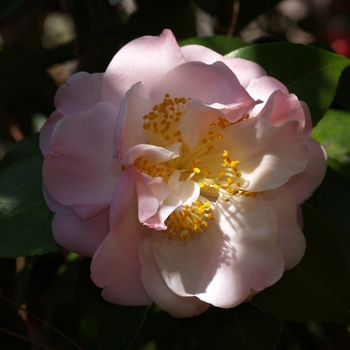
181,45,266,87
53,207,109,257
102,29,185,108
155,61,254,106
246,76,289,117
139,238,210,317
54,72,103,115
256,91,306,130
43,102,121,219
285,139,327,205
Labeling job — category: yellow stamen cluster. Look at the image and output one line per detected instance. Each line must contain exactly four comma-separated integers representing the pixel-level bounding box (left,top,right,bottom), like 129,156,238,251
197,150,260,202
164,200,214,240
134,157,174,178
143,94,188,145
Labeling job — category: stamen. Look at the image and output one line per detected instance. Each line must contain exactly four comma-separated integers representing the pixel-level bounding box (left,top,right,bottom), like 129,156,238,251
163,200,214,240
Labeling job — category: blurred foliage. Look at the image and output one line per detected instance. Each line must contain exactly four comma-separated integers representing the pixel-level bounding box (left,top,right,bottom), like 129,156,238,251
1,0,350,349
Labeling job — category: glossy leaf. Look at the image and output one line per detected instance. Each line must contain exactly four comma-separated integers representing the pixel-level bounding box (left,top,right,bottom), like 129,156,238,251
229,43,350,126
0,134,59,258
179,36,249,54
178,303,283,350
75,258,148,350
252,204,350,323
312,108,350,180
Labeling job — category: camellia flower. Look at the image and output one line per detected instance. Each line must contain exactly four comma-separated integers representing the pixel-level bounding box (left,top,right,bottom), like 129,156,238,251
40,29,327,317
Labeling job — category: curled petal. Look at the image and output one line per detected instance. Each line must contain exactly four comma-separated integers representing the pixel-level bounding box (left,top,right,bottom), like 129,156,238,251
246,76,289,117
120,143,180,165
115,83,153,158
257,91,306,131
136,172,170,226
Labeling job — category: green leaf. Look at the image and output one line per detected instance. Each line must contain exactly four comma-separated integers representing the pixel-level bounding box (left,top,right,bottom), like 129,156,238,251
178,303,283,350
0,134,59,258
312,108,350,180
179,36,249,55
252,204,350,323
229,43,350,126
75,258,148,350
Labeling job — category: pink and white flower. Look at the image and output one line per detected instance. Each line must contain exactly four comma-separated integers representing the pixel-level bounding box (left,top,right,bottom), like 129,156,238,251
40,29,327,317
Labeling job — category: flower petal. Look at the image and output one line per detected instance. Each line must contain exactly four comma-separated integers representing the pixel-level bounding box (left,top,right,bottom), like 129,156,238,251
115,83,153,159
263,187,306,270
246,76,289,117
181,45,266,87
220,117,309,191
40,111,64,156
91,192,152,306
52,207,109,257
256,90,306,131
149,196,284,308
284,139,327,204
155,61,255,107
139,238,210,317
102,29,185,108
43,102,121,219
54,72,103,115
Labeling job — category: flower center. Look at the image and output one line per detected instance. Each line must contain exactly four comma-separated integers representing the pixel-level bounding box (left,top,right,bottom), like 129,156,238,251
134,94,258,239
163,199,214,240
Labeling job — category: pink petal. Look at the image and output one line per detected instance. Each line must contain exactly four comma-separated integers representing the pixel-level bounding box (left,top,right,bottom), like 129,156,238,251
120,143,180,165
52,207,109,257
102,29,185,108
54,72,103,115
257,91,306,131
43,102,121,219
155,61,254,107
135,172,170,224
284,139,327,204
115,83,153,159
91,193,152,306
263,187,306,270
108,166,139,231
246,76,289,117
181,45,266,87
179,99,256,149
39,110,64,156
139,238,210,317
220,117,309,191
148,197,284,308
